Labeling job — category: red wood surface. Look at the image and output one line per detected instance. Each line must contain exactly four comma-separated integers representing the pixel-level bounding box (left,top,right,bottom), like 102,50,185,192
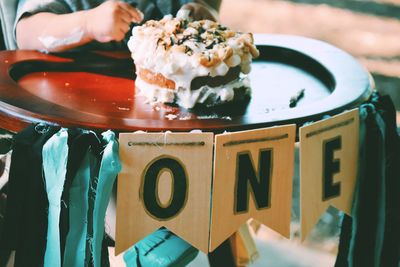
0,50,228,132
0,51,71,132
0,37,372,133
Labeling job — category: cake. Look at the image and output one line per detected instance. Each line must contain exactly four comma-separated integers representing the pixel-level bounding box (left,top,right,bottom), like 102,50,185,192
127,14,259,109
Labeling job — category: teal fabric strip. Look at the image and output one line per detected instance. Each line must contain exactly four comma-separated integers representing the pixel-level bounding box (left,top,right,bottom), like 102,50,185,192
92,131,121,267
63,150,95,267
42,128,69,267
123,228,199,267
124,244,138,267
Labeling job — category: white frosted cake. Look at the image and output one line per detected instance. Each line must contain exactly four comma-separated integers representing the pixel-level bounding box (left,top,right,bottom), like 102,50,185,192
128,14,259,109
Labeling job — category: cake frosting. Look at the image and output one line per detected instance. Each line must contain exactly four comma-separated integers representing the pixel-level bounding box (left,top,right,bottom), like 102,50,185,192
128,14,259,109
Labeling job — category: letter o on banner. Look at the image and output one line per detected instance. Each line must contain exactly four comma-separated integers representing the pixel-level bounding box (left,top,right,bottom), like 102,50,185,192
141,157,188,220
116,132,214,254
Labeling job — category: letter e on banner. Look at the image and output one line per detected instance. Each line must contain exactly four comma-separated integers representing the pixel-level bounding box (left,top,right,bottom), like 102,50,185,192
210,125,296,252
300,109,359,240
116,132,214,254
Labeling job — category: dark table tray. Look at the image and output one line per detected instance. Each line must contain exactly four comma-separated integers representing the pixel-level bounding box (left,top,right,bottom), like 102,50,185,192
0,34,372,133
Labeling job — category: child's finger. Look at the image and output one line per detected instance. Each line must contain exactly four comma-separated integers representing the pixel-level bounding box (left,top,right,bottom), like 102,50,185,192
117,6,135,24
114,28,126,41
119,21,131,34
118,2,143,23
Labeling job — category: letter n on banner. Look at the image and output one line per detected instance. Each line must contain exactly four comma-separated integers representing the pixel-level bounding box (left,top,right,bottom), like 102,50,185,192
300,108,359,240
116,132,214,254
210,125,296,252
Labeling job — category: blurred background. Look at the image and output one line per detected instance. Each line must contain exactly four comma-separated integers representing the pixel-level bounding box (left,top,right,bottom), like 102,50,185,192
190,0,400,266
219,0,400,127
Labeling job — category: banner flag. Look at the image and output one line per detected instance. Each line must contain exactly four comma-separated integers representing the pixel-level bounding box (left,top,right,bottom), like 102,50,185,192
209,125,296,251
300,109,359,240
116,132,214,254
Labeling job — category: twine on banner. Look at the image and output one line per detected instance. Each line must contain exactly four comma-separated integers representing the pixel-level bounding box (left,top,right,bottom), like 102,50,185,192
223,134,289,147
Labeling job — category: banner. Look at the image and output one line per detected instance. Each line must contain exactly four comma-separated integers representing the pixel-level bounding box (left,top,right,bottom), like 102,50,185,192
210,125,296,251
116,132,214,254
114,110,361,254
300,109,359,240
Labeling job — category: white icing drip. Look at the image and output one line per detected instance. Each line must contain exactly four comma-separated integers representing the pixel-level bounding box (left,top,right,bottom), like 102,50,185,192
135,76,251,109
128,16,257,93
135,77,175,103
38,27,84,51
135,77,250,108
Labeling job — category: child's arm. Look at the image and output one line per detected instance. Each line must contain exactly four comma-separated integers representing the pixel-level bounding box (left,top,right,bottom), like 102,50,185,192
16,1,143,52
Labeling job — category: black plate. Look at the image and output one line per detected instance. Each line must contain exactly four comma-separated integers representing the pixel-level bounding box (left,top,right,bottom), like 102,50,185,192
238,34,372,128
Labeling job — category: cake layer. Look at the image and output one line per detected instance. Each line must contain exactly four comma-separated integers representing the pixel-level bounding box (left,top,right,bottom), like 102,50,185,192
137,66,241,91
190,66,241,90
135,75,251,109
138,68,176,90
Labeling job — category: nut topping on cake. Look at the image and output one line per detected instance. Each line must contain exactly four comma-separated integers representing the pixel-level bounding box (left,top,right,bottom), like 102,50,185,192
128,15,259,109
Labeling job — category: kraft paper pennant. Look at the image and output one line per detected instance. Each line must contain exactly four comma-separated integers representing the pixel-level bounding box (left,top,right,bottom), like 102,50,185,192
210,125,296,252
300,108,359,240
116,132,214,254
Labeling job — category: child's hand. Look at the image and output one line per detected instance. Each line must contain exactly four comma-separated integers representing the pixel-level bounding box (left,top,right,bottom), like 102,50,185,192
179,1,219,21
85,0,143,43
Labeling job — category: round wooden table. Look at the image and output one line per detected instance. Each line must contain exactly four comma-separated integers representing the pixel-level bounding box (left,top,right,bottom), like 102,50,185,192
0,34,372,133
0,34,374,266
